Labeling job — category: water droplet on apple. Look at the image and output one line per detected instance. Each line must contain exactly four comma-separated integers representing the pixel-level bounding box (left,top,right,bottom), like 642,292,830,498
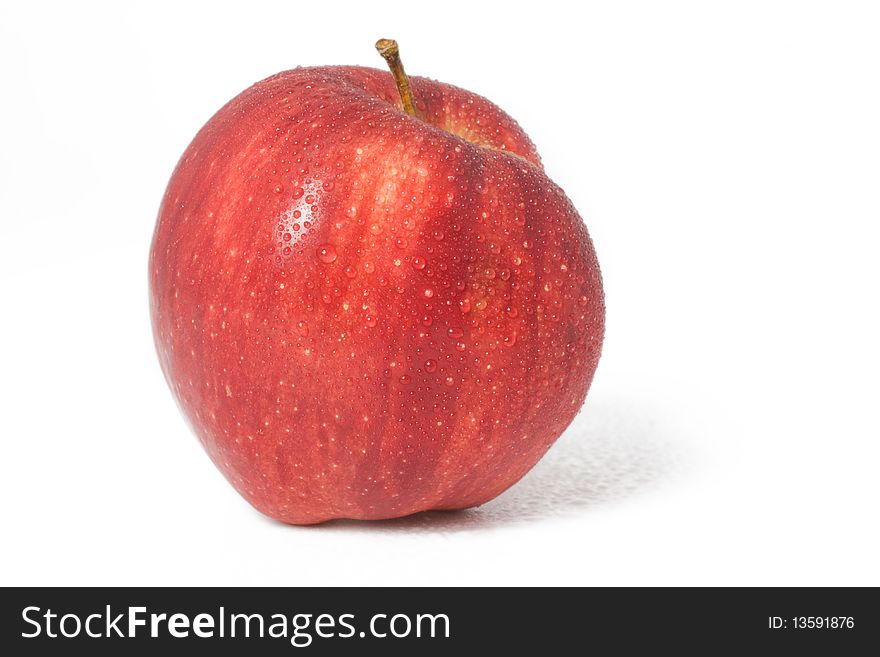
297,321,309,337
317,244,337,263
448,327,463,339
424,359,437,373
363,262,375,274
412,257,426,270
274,184,284,194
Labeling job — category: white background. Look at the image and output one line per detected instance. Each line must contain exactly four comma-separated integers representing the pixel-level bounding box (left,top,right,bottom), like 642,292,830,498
1,1,878,586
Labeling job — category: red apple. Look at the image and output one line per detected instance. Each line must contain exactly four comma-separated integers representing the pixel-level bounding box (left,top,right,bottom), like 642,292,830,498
149,40,604,524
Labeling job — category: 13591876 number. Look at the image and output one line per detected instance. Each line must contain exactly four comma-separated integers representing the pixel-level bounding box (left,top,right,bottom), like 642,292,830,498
791,616,854,629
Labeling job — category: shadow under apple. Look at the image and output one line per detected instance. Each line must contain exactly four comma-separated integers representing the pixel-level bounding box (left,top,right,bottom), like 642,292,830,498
317,396,686,533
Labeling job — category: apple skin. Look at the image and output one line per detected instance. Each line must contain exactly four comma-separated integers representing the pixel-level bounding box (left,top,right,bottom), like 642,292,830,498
150,65,604,524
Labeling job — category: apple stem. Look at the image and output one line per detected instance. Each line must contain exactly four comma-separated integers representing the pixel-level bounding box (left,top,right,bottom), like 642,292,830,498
375,39,419,118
